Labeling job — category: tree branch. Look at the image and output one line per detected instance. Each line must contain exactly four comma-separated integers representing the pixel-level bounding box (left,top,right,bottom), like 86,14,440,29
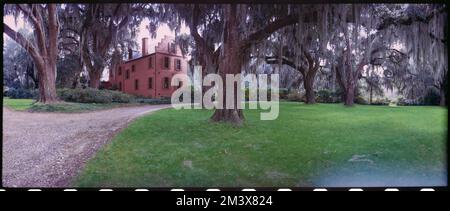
3,23,43,67
17,4,40,28
190,5,215,57
265,56,306,76
241,15,298,51
377,5,446,31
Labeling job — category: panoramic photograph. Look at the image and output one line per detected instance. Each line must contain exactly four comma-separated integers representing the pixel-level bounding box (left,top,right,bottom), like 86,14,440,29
1,3,448,190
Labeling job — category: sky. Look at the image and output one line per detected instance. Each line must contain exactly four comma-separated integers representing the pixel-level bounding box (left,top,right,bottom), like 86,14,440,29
137,18,190,55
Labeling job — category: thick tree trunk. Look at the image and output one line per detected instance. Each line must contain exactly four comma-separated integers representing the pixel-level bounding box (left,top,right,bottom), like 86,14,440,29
304,78,315,104
88,70,102,88
440,89,446,106
369,85,373,104
4,4,59,104
36,63,58,103
210,5,244,126
345,86,355,106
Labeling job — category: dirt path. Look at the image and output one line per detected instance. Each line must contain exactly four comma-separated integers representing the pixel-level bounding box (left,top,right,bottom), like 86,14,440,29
2,104,171,188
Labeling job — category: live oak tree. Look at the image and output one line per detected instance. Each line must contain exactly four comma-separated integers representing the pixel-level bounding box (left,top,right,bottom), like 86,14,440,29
385,4,448,106
57,5,84,88
3,35,37,89
163,4,301,125
263,5,333,104
329,4,447,106
4,4,60,103
74,4,146,88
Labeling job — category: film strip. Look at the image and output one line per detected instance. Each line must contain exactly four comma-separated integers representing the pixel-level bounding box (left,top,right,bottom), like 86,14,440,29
0,188,443,191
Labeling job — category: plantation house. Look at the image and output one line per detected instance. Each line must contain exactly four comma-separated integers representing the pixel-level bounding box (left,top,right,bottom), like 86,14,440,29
109,36,188,98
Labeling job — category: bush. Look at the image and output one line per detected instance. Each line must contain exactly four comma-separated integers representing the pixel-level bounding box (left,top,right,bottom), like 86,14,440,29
279,88,289,100
134,98,171,105
316,90,331,103
397,97,420,106
355,95,368,105
244,88,272,101
57,88,135,104
109,90,135,103
109,84,119,91
286,90,304,102
371,98,390,106
5,88,38,99
315,89,342,103
421,88,440,105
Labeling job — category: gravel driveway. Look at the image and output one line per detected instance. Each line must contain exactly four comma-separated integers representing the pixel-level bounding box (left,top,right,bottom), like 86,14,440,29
2,104,170,188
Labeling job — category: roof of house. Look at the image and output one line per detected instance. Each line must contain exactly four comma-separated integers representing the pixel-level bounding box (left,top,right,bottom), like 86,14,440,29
122,51,185,65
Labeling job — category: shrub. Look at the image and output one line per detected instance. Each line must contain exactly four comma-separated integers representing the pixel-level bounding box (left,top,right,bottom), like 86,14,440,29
421,88,440,105
244,88,272,101
355,96,368,105
286,90,303,102
315,89,342,103
109,84,119,91
109,90,135,103
279,88,289,100
371,98,390,106
316,90,332,103
6,88,38,99
134,97,171,104
57,88,135,104
397,97,420,106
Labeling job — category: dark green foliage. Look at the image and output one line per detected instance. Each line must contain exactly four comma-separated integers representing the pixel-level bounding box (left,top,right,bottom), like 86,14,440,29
421,88,441,106
28,102,121,113
316,89,342,103
279,88,289,99
397,88,441,106
56,55,82,88
134,98,171,105
5,88,38,99
370,98,390,106
244,88,273,101
355,95,369,105
57,88,135,104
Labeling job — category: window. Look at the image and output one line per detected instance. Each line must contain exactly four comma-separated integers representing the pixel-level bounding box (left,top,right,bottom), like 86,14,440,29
163,77,169,89
131,65,135,72
126,70,129,79
175,59,181,71
164,57,170,69
148,57,153,69
148,77,153,89
135,79,139,90
167,43,176,53
119,82,122,91
170,43,176,53
118,67,122,75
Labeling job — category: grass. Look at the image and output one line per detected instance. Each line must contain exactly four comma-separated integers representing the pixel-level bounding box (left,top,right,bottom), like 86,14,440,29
3,97,35,110
28,102,134,113
3,97,140,113
74,102,447,187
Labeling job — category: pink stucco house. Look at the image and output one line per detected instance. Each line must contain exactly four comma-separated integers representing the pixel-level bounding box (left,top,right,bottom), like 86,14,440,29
108,36,188,98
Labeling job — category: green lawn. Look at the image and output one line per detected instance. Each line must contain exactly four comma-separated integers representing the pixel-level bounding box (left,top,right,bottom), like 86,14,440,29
3,97,35,110
3,97,138,113
73,102,447,187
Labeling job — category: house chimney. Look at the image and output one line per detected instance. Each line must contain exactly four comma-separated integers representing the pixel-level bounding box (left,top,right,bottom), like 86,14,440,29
142,37,149,56
128,48,133,60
